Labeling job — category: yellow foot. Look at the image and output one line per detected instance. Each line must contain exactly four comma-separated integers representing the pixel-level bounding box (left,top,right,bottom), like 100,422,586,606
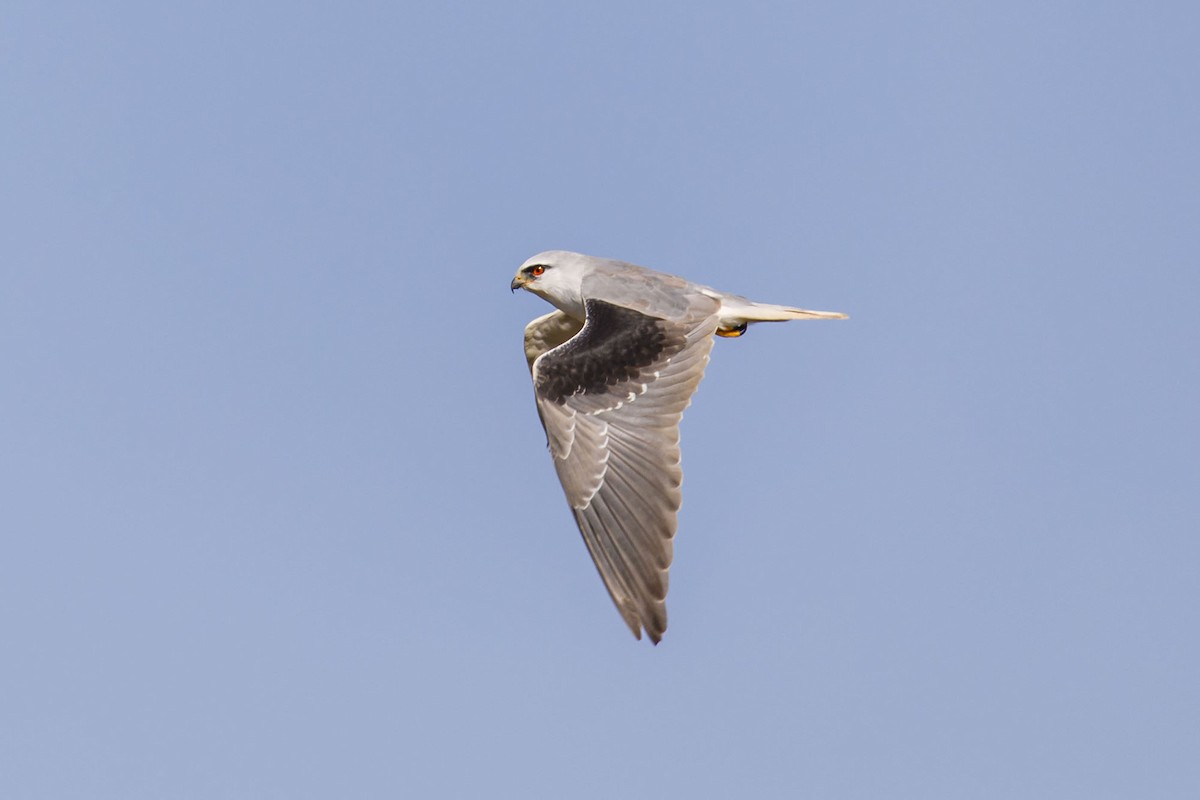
716,323,747,338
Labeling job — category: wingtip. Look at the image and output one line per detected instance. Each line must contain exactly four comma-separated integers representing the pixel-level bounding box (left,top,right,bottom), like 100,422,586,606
626,618,665,645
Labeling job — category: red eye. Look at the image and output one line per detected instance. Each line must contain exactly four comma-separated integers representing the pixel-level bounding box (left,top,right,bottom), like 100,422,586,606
530,265,545,277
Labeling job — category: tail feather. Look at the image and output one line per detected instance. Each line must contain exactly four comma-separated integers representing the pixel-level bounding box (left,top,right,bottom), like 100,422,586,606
718,298,848,330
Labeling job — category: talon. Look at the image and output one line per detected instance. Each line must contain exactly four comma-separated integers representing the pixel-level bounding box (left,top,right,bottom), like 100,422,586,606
716,323,747,338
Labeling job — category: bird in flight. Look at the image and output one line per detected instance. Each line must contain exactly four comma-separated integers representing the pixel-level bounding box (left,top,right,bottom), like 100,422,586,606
512,250,846,643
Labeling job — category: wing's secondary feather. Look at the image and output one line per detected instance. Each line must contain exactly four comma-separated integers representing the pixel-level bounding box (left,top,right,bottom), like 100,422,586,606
523,310,583,370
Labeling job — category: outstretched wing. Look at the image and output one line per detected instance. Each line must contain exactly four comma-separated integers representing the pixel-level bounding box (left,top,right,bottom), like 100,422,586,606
523,310,583,370
530,297,720,643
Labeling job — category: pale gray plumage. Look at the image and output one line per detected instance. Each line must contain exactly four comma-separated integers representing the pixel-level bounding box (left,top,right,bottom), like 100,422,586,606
512,250,846,643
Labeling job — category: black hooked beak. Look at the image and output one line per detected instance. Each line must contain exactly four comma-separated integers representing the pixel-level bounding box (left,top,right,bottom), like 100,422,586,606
510,276,524,293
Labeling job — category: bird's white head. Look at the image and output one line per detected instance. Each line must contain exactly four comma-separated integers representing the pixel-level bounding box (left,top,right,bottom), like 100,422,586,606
510,250,591,320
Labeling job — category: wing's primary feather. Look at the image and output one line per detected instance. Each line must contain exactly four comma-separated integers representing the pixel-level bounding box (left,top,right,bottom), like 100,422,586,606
530,295,719,643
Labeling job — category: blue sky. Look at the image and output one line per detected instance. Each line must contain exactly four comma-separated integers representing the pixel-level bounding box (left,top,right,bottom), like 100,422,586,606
3,2,1198,797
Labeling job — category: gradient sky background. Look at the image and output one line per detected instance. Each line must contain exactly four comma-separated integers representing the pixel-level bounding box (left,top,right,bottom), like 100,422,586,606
3,2,1198,798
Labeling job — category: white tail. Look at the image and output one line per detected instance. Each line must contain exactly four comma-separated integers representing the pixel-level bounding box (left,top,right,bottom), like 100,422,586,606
719,299,847,328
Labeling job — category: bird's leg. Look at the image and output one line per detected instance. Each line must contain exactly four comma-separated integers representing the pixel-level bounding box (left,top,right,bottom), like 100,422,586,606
715,322,748,338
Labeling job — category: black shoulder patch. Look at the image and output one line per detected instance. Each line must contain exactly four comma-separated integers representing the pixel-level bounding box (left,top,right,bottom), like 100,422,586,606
536,300,682,404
